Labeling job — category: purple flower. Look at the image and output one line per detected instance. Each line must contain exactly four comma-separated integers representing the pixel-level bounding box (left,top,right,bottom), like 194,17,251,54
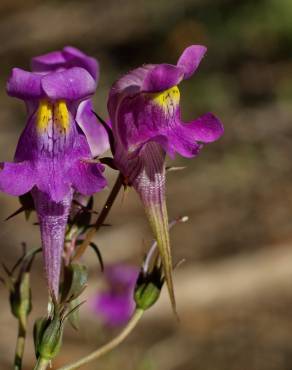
92,264,138,326
108,45,224,311
0,47,108,297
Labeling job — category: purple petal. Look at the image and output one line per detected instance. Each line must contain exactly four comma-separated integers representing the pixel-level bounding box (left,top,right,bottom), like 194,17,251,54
167,128,203,158
13,112,74,202
63,46,99,80
94,294,134,326
112,93,164,152
92,263,138,326
112,90,180,158
69,160,107,195
111,64,183,96
13,107,103,202
0,161,35,195
177,45,207,79
105,264,138,288
110,65,154,96
6,68,43,99
108,64,182,119
142,64,184,92
76,100,109,156
31,51,67,72
161,113,223,159
31,46,99,81
108,66,152,120
184,112,224,143
36,159,72,203
41,67,96,100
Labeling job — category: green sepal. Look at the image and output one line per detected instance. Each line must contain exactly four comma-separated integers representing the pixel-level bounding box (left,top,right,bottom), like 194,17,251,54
61,263,88,303
33,317,48,358
67,297,80,330
135,282,161,310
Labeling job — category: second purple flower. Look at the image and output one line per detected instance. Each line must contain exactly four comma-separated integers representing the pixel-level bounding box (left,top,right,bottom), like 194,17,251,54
108,45,224,311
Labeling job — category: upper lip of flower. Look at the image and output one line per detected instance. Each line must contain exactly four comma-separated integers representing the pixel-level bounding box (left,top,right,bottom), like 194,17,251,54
7,66,97,102
109,44,208,100
30,45,99,81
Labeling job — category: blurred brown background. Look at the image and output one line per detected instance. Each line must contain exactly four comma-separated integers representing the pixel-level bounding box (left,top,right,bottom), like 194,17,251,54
1,0,292,369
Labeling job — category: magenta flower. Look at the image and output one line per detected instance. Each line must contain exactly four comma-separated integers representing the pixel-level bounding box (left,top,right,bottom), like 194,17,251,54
0,47,108,297
92,264,138,326
108,45,224,310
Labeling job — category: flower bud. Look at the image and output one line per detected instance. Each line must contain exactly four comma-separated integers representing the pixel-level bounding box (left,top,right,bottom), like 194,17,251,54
34,313,63,360
134,280,161,310
134,261,164,311
33,317,48,357
134,216,188,311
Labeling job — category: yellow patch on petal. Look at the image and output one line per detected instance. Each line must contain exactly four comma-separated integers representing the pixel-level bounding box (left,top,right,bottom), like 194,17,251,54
150,85,180,113
54,100,69,132
36,99,69,133
36,99,53,132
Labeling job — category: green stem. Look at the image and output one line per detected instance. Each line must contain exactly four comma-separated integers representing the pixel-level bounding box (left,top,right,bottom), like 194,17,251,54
14,318,27,370
33,357,50,370
73,173,123,261
57,308,144,370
